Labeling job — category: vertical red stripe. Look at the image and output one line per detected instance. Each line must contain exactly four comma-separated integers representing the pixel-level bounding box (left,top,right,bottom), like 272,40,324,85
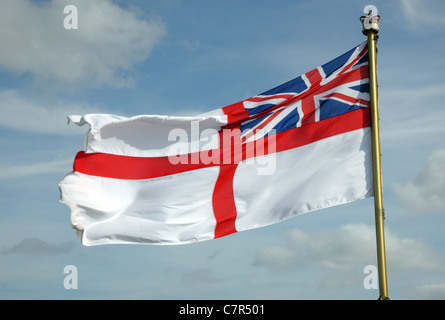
212,164,238,238
301,96,316,125
301,68,322,126
305,68,323,85
222,101,250,124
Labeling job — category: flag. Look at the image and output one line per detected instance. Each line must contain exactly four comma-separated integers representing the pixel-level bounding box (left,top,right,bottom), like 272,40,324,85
59,42,373,246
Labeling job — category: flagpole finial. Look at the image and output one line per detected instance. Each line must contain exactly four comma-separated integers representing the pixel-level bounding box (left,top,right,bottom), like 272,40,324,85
360,5,380,35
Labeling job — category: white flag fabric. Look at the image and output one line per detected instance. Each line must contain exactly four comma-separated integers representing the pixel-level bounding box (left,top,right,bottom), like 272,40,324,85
59,42,373,246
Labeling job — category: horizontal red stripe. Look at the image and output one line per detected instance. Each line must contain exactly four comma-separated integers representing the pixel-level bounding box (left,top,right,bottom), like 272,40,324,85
247,94,295,102
73,108,371,180
324,92,369,106
274,107,370,154
73,151,216,180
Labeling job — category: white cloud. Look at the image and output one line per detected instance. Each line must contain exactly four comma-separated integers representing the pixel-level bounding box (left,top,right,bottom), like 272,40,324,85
393,149,445,213
181,269,221,284
255,224,376,272
0,89,101,134
409,283,445,299
400,0,445,29
0,158,72,180
380,85,445,144
0,0,166,87
1,237,74,255
254,223,444,272
254,245,300,272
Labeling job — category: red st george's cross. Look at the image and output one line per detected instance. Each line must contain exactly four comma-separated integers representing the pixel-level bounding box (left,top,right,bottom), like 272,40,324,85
71,42,370,240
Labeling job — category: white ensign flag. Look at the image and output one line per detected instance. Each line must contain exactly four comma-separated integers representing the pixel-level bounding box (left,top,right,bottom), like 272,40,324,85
59,42,373,245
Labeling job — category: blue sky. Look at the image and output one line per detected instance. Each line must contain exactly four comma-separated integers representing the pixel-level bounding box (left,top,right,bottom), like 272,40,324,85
1,0,445,300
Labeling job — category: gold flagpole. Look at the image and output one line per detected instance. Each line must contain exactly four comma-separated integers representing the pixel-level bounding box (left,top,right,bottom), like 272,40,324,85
361,6,389,300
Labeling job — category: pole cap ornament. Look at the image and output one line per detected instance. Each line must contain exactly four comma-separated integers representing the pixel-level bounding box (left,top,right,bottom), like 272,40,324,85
360,5,380,34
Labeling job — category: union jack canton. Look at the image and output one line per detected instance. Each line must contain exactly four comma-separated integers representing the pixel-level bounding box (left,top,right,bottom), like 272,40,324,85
221,41,370,144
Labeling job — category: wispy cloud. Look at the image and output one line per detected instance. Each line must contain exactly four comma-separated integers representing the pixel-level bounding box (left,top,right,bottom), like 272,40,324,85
380,84,445,144
254,223,444,272
393,148,445,213
400,0,445,29
0,158,73,180
181,269,221,284
408,283,445,299
2,237,74,255
0,0,166,88
0,89,100,134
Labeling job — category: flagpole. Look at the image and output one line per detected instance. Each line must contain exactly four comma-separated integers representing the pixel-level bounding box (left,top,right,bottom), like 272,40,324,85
361,7,389,300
